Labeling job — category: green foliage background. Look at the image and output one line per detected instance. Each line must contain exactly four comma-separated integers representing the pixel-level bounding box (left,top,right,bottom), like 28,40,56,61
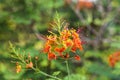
0,0,120,80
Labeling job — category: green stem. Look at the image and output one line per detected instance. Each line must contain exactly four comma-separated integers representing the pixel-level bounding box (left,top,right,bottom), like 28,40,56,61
65,60,70,80
32,67,62,80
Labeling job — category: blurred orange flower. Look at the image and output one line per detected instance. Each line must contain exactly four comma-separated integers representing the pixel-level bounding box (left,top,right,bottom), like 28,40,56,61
109,51,120,67
43,44,51,53
54,47,66,53
76,0,94,10
48,52,56,60
63,39,73,47
60,30,71,41
74,55,81,61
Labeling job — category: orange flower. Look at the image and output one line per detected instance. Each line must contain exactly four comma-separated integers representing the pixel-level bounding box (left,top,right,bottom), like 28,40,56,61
71,29,79,39
54,47,65,53
74,55,81,61
110,60,116,67
78,45,83,51
74,38,81,45
63,39,73,47
71,45,77,52
76,0,93,10
26,62,33,68
61,30,71,40
47,35,57,42
109,55,115,67
113,52,120,61
48,52,56,60
86,2,93,8
43,44,51,53
108,51,120,67
16,65,21,73
73,38,83,51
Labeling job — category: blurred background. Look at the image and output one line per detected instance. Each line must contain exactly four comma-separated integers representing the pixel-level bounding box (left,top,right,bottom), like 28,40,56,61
0,0,120,80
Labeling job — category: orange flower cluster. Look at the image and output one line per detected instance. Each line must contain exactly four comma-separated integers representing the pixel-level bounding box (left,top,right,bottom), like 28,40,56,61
109,51,120,67
76,0,94,10
65,0,94,10
43,29,83,60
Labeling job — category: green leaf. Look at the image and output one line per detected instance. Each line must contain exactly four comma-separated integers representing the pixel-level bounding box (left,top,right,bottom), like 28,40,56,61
52,71,61,76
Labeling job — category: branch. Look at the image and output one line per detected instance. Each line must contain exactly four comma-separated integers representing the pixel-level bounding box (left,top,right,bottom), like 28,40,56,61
69,3,98,35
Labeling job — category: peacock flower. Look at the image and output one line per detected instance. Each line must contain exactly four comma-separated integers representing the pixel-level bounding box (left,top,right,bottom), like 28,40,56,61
54,47,66,53
47,35,57,44
74,55,81,61
43,44,51,53
71,45,77,52
63,39,73,47
109,51,120,67
43,24,83,61
48,52,57,60
74,38,83,51
71,29,79,39
72,32,83,51
60,30,71,41
76,0,94,10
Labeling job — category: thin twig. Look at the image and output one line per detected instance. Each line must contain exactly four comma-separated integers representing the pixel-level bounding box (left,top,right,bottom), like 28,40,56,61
32,67,62,80
69,3,98,35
